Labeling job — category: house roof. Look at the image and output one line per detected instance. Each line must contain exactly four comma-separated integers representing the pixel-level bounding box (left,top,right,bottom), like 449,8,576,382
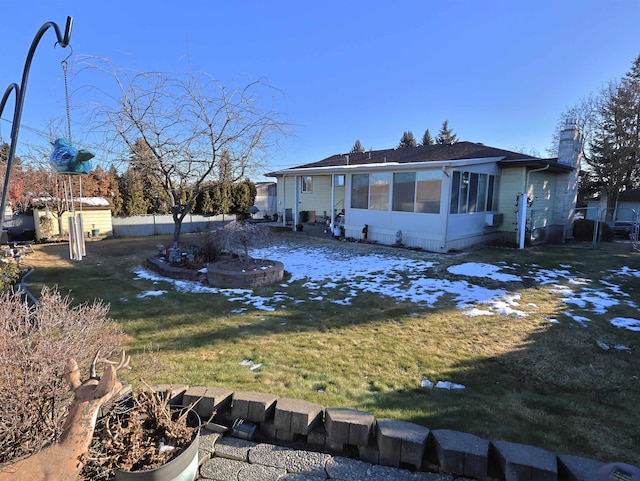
268,142,571,175
619,189,640,202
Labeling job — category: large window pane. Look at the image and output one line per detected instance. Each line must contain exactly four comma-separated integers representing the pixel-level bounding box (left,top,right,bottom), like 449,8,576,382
468,173,478,213
351,173,369,209
369,173,390,210
477,174,488,212
392,172,416,212
459,172,469,213
450,171,460,214
487,175,496,211
416,171,441,214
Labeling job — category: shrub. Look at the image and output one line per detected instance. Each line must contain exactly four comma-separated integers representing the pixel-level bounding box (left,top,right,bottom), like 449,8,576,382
0,260,19,291
572,219,613,242
0,287,123,463
210,221,271,262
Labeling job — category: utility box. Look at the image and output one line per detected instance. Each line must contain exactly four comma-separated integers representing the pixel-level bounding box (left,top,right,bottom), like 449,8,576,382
485,213,504,227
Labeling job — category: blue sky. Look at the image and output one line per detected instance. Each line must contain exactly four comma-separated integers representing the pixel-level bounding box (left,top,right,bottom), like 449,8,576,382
1,1,639,179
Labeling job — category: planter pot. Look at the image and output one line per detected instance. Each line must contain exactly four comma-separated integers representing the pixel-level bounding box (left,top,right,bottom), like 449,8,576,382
114,408,200,481
91,229,100,237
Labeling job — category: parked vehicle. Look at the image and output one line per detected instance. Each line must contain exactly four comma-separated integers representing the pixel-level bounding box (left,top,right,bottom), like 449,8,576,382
609,220,635,238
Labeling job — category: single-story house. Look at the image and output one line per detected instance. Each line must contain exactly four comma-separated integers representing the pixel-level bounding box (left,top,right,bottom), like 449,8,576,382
32,197,113,241
585,189,640,222
267,121,582,252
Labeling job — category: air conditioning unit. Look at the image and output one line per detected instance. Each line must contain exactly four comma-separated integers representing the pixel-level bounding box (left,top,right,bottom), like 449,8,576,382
485,213,504,227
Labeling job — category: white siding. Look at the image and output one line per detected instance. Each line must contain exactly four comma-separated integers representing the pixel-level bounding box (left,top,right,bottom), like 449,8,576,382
497,168,526,241
277,174,345,222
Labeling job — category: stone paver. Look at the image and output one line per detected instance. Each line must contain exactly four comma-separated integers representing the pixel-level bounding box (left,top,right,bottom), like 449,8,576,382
200,456,245,481
275,397,324,435
199,429,221,454
375,418,429,469
232,391,278,423
492,440,557,481
248,443,330,477
185,386,234,421
557,454,605,481
238,463,286,481
280,474,327,481
214,436,256,461
325,407,375,446
324,456,376,481
431,429,489,478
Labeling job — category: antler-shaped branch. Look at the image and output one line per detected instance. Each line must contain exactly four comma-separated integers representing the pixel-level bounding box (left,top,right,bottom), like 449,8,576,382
90,349,131,379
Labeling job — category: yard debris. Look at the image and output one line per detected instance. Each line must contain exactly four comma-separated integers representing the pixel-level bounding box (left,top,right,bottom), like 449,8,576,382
435,381,466,390
596,340,610,351
239,359,262,371
421,378,465,390
420,378,434,388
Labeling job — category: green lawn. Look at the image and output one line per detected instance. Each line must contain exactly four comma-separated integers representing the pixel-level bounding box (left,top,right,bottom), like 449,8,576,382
24,233,640,466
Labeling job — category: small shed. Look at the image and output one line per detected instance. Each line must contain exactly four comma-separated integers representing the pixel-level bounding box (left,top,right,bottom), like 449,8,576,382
32,197,113,241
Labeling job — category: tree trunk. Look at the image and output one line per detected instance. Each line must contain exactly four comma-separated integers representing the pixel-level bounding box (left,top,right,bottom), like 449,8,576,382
172,216,183,245
57,214,65,238
605,191,619,222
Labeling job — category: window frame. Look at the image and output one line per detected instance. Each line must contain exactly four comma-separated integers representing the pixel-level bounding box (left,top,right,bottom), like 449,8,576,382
301,176,313,193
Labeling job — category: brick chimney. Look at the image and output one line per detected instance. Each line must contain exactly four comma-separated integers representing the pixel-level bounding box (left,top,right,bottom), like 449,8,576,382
554,118,583,240
557,118,583,167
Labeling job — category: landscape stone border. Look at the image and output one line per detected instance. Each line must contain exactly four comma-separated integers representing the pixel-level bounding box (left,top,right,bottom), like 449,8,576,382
151,384,617,481
146,256,285,288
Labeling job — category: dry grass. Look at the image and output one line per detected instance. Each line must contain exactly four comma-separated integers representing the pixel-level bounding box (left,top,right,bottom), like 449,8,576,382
22,233,640,465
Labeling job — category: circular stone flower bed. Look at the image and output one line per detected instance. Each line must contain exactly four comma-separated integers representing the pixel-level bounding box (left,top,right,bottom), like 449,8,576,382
206,258,284,288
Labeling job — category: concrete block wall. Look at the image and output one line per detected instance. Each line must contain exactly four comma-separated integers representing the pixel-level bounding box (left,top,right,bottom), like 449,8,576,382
152,384,619,481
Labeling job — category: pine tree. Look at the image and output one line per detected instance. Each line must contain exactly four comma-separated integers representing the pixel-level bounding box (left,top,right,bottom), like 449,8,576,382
119,167,150,216
436,120,458,144
581,53,640,220
107,165,124,216
199,189,215,214
350,139,365,154
421,129,434,146
398,131,417,148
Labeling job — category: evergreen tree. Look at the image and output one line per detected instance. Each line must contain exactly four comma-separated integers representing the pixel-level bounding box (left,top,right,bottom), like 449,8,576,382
230,179,257,219
107,165,124,216
118,167,150,216
350,139,365,154
421,129,434,146
398,131,417,148
436,120,458,144
201,189,215,214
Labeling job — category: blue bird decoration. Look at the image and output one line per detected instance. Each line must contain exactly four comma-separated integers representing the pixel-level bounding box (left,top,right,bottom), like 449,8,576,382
50,138,94,174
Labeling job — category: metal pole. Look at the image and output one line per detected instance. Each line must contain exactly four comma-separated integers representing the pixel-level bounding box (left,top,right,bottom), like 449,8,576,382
0,17,73,235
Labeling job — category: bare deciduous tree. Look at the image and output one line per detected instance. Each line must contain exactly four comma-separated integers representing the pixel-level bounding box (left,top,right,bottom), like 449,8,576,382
77,57,290,243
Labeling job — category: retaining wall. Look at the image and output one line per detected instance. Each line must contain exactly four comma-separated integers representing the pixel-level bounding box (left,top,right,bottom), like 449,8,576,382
151,384,619,481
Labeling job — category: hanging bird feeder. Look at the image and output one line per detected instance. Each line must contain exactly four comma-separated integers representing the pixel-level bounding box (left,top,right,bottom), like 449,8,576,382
50,137,94,174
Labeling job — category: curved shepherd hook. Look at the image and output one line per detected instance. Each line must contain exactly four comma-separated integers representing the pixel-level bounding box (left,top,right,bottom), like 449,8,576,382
0,16,73,232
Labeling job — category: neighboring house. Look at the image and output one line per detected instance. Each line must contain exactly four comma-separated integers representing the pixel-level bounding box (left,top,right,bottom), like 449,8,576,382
585,190,640,222
267,121,582,252
252,182,277,219
32,197,113,241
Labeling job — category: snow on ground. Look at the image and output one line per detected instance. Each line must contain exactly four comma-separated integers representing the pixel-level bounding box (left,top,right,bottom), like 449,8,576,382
129,241,640,334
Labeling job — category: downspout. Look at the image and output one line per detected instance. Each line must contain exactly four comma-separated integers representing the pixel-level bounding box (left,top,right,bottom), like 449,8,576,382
441,164,451,251
519,164,550,249
294,175,300,230
281,174,286,226
330,174,336,231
